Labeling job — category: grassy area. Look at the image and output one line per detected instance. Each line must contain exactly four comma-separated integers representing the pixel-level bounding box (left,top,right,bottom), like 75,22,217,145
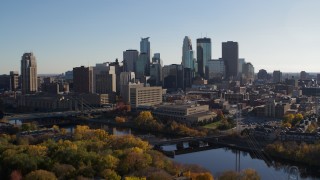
203,121,222,129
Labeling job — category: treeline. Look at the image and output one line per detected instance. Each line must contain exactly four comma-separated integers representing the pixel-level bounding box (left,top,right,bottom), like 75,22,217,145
265,141,320,166
0,125,214,180
133,111,207,137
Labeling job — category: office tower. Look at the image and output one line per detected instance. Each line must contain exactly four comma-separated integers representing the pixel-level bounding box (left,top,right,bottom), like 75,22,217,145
238,58,246,75
149,53,163,86
243,62,255,83
120,72,135,100
136,53,150,81
21,52,37,94
273,70,282,83
0,74,10,92
222,41,239,80
184,68,193,89
65,70,73,81
140,37,151,62
207,59,225,81
257,69,268,80
162,64,184,91
300,71,308,80
197,38,211,78
109,59,122,94
73,66,93,93
317,74,320,83
182,36,196,70
123,49,138,72
10,71,19,91
95,65,116,94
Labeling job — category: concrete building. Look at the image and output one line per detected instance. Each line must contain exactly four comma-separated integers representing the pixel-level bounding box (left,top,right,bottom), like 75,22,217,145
10,71,19,91
21,52,37,94
222,41,239,80
300,71,308,80
153,103,215,123
197,37,211,78
121,82,143,104
73,66,93,93
123,49,138,72
273,70,282,83
130,86,162,108
120,72,136,101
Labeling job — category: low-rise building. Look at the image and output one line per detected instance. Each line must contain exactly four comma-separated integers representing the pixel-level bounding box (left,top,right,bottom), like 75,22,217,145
153,103,216,123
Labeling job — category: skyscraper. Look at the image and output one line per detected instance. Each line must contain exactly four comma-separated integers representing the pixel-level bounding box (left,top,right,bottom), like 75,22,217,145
73,66,93,93
21,52,37,94
222,41,239,80
197,38,211,78
273,70,282,83
135,53,150,81
182,36,195,70
140,37,151,62
10,71,19,91
123,49,138,72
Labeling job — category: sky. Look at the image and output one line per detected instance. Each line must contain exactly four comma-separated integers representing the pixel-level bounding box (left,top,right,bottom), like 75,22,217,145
1,0,320,74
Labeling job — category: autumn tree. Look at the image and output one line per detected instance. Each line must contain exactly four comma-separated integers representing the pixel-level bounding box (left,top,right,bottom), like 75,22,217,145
24,170,57,180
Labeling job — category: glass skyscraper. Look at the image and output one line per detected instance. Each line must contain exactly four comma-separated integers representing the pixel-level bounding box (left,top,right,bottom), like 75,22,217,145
182,36,195,70
197,38,211,78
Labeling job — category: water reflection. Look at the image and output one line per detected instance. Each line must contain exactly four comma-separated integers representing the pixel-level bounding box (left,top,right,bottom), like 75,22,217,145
171,147,320,180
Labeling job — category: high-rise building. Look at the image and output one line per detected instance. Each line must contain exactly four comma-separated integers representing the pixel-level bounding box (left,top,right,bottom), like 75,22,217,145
10,71,19,91
73,66,93,93
136,53,150,81
120,72,135,100
273,70,282,83
21,52,37,94
0,74,10,92
243,62,255,83
222,41,239,80
123,49,138,72
197,38,211,78
95,66,116,94
206,59,225,80
317,74,320,83
163,64,184,91
149,53,163,86
257,69,268,80
182,36,196,70
238,58,246,75
140,37,151,62
300,71,308,80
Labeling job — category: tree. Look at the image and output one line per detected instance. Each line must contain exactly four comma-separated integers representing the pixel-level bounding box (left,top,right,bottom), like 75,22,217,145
283,114,294,124
115,116,126,123
101,169,121,180
52,163,76,179
24,170,57,180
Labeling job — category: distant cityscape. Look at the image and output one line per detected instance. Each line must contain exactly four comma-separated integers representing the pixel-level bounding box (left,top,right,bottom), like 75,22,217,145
1,36,320,179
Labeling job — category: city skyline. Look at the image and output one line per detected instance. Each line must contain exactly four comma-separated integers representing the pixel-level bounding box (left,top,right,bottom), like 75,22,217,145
1,0,320,74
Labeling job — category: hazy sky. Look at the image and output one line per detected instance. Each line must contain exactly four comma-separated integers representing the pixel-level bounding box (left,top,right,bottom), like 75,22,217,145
1,0,320,74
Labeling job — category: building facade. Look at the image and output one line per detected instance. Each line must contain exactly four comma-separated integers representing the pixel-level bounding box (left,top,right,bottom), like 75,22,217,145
197,38,211,78
129,86,163,108
222,41,239,80
123,49,138,72
73,66,93,93
21,52,37,94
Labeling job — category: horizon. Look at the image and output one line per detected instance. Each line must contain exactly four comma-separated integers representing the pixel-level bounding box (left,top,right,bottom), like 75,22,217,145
1,0,320,74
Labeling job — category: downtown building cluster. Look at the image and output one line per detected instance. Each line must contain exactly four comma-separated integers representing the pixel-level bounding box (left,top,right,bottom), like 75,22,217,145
1,36,320,125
